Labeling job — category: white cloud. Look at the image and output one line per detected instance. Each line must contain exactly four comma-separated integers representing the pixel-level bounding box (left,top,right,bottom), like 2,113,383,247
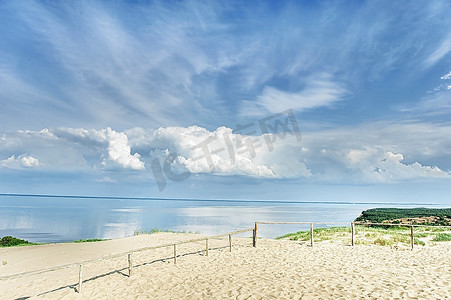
346,149,447,182
1,154,40,169
241,75,347,116
1,122,450,184
74,123,451,182
300,122,451,183
424,34,451,68
54,127,145,170
95,176,116,183
426,70,451,94
441,71,451,80
1,1,451,134
101,128,145,170
56,125,306,178
0,1,231,130
129,125,305,178
0,127,146,171
402,91,451,114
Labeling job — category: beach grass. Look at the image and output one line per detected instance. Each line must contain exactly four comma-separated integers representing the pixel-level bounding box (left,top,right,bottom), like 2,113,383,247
1,229,200,248
134,228,199,235
71,238,105,243
276,226,350,242
433,233,451,241
276,225,450,246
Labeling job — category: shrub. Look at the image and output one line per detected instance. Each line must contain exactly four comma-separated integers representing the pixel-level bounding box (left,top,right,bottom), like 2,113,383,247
0,236,31,247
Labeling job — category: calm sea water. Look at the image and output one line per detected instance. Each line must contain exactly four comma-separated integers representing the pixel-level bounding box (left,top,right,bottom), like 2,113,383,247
0,195,444,243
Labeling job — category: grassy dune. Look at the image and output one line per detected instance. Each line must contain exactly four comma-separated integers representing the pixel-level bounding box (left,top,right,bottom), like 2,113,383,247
276,225,451,247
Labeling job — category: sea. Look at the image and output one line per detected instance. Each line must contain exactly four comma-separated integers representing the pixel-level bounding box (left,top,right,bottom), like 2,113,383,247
0,194,446,243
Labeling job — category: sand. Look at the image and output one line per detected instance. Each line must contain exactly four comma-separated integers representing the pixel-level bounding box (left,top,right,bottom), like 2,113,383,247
1,232,450,299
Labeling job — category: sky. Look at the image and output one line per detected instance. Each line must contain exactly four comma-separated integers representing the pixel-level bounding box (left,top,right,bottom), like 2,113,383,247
0,0,451,203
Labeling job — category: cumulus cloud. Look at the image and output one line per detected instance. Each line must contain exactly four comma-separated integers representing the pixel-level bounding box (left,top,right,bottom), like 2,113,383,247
1,154,40,169
346,149,447,182
1,122,450,185
0,127,145,171
129,125,306,178
299,122,451,183
53,127,145,170
101,128,145,170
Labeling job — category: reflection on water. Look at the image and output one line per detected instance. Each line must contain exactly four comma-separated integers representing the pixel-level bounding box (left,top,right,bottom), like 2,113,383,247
0,195,440,242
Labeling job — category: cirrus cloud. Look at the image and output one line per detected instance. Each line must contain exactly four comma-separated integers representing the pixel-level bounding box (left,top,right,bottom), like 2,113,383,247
241,75,348,116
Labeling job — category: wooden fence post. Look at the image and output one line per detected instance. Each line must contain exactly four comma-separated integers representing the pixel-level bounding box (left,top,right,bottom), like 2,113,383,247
310,223,314,247
128,253,133,277
410,226,414,250
351,222,355,246
205,239,209,256
253,222,258,247
173,244,177,264
78,264,83,293
252,229,256,247
229,234,232,252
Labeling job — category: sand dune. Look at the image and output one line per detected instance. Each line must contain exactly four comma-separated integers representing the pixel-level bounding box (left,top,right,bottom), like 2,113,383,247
1,233,450,299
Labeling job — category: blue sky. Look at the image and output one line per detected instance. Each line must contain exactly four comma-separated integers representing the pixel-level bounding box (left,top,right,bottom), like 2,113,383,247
1,0,451,203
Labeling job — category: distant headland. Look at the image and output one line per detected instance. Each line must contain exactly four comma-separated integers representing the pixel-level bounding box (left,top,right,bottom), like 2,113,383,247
355,208,451,226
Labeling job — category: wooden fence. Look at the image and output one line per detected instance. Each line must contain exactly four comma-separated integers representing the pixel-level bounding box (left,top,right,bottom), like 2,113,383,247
352,222,451,250
253,221,350,247
2,221,451,295
0,228,255,293
254,221,451,251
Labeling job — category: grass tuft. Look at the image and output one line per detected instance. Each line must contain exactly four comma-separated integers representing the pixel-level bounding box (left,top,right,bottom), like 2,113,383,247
71,239,104,243
134,228,199,236
433,233,451,241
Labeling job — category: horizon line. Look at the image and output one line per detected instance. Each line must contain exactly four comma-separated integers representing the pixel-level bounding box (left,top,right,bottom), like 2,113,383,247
0,193,441,206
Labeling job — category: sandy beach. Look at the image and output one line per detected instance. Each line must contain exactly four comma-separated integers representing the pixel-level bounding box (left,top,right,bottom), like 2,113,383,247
1,232,450,299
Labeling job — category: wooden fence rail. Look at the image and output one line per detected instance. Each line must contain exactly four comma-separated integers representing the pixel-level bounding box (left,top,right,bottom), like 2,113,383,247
255,221,451,251
254,221,350,247
352,222,451,250
256,221,350,225
2,220,450,295
352,222,416,250
0,227,254,289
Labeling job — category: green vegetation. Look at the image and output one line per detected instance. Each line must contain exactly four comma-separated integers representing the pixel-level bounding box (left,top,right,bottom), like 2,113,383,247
276,227,350,242
355,208,451,226
134,228,170,235
1,236,108,247
0,236,34,247
276,225,450,247
134,228,199,235
433,233,451,242
71,238,104,243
